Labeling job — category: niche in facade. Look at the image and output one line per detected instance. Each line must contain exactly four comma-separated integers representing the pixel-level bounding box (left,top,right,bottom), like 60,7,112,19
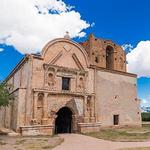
78,77,84,90
93,51,100,64
87,96,91,107
47,73,55,89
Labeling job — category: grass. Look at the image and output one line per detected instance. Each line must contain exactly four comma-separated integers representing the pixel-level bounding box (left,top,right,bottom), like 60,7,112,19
15,139,26,145
85,124,150,142
23,137,64,150
0,136,64,150
0,140,6,145
0,138,6,145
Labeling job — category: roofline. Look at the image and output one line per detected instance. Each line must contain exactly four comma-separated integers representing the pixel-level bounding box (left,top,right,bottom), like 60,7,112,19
4,37,88,82
5,55,30,82
90,65,137,78
32,54,43,60
4,53,44,82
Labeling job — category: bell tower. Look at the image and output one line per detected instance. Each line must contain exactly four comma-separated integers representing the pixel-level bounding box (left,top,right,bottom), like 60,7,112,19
81,33,126,72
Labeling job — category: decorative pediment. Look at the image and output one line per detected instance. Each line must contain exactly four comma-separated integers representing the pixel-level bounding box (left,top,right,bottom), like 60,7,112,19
72,53,84,70
45,44,85,70
41,38,89,70
47,50,63,65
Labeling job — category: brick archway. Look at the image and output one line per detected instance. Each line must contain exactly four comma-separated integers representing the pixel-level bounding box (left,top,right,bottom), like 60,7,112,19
55,107,73,134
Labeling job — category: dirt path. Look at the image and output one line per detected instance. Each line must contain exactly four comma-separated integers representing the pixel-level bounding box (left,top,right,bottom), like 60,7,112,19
53,134,150,150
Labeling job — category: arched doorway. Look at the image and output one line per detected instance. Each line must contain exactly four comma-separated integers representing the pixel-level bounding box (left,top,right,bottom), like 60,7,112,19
55,107,72,134
106,46,114,69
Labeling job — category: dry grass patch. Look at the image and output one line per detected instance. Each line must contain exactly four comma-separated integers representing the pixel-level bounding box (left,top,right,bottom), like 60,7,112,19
0,135,64,150
85,124,150,142
23,137,64,150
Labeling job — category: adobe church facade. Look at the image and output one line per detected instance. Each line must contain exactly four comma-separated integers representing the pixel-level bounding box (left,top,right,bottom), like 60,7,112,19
0,33,141,135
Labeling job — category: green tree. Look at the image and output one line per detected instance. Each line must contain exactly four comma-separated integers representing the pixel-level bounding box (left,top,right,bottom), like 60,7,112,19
0,82,15,107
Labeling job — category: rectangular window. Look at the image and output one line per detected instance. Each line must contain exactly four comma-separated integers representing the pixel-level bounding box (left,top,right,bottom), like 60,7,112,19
62,77,70,90
113,115,119,125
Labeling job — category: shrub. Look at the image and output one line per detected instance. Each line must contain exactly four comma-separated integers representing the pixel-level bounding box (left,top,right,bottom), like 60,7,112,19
141,112,150,121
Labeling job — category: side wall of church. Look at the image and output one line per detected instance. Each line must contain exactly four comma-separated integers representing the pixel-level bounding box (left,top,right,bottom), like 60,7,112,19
0,58,32,130
32,58,44,89
18,58,33,127
95,70,141,127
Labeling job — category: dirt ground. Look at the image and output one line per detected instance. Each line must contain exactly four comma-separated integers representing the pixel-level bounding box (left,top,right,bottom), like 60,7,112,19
1,133,150,150
0,135,63,150
53,134,150,150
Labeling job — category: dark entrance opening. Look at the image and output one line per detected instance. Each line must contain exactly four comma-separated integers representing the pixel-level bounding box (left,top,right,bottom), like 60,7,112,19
55,107,72,134
113,115,119,125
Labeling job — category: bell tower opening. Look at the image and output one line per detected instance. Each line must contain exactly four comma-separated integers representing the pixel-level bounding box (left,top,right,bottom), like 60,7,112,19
55,107,72,134
106,46,114,69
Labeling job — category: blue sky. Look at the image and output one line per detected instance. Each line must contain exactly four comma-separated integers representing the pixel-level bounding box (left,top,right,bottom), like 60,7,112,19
0,0,150,106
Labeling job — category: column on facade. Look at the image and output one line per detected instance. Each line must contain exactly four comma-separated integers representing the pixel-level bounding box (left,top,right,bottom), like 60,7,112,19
84,73,88,93
53,68,57,90
42,93,48,125
44,65,48,88
90,95,95,122
32,92,38,125
83,95,89,123
72,114,77,132
76,71,79,92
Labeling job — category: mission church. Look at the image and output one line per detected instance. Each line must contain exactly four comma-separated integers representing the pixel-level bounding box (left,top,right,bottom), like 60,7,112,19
0,33,141,135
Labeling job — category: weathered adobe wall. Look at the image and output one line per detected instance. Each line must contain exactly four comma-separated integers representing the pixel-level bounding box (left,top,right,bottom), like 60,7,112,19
31,58,45,89
0,107,4,127
19,58,33,126
0,90,19,130
31,40,93,94
0,59,32,130
82,34,126,72
47,95,84,116
95,70,141,127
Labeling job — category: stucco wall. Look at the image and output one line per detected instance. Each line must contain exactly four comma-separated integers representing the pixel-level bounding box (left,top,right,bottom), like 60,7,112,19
95,70,141,126
17,88,27,127
32,58,44,89
0,90,19,130
0,59,32,130
47,95,84,116
0,107,5,127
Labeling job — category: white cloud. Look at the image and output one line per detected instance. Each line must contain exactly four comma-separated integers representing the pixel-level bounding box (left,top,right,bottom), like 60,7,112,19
34,0,73,13
122,44,133,52
0,0,90,54
0,48,4,52
91,22,95,27
141,96,150,107
126,41,150,77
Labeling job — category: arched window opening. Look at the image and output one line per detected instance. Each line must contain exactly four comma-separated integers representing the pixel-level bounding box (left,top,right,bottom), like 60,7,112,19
94,51,99,63
106,46,114,69
95,56,99,63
